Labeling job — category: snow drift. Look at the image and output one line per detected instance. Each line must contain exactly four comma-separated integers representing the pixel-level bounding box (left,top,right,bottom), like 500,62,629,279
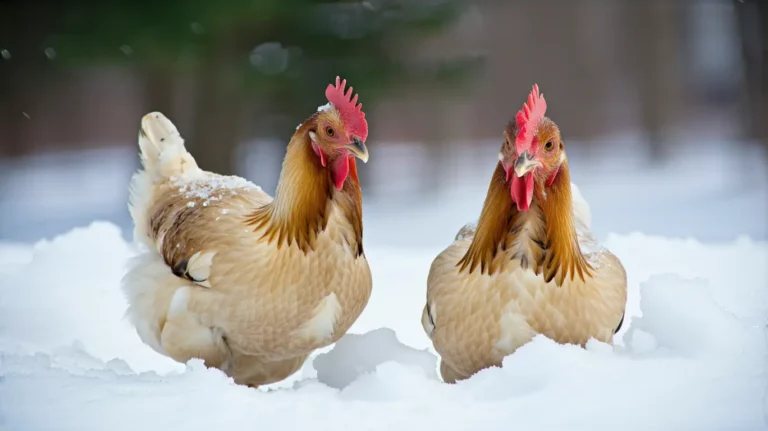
0,221,766,431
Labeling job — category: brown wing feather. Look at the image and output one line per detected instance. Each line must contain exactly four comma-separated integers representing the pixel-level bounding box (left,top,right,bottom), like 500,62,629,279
148,178,269,285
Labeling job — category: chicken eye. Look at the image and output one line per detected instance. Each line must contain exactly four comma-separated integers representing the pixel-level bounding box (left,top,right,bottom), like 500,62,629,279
544,141,554,152
325,127,335,137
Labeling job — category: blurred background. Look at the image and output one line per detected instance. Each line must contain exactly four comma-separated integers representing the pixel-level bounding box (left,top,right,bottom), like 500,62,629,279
0,0,766,247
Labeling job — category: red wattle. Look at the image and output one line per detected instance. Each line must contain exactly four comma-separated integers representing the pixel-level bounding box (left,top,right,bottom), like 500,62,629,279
312,141,327,167
546,165,560,186
331,153,350,190
511,173,534,212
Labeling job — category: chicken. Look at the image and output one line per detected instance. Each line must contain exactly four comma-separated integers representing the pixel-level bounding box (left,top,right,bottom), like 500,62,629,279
421,84,627,383
121,77,373,388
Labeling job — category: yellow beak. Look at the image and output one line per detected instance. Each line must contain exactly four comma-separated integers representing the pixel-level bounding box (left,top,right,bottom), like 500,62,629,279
513,150,541,177
345,138,369,163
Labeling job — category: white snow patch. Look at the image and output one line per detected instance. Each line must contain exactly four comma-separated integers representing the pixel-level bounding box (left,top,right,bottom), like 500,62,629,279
172,174,261,204
453,221,477,242
313,328,438,391
0,222,766,431
0,222,181,374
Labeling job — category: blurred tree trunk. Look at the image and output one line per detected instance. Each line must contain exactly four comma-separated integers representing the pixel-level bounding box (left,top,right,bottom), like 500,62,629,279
620,0,684,162
734,0,768,151
422,95,450,195
0,1,49,158
188,36,242,176
144,68,175,120
0,49,30,158
576,0,620,156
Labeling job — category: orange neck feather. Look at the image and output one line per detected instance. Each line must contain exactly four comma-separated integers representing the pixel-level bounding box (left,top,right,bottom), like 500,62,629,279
457,164,514,275
458,160,591,285
245,117,364,255
534,161,592,285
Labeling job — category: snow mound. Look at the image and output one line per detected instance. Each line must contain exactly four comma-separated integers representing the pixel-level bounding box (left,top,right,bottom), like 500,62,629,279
0,221,181,374
1,222,766,431
313,327,438,390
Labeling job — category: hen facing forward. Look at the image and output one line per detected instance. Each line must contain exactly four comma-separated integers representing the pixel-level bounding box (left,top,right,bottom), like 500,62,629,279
422,84,627,383
122,77,372,388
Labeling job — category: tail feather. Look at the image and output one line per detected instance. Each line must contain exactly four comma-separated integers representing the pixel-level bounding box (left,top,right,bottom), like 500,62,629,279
138,112,199,181
129,112,200,246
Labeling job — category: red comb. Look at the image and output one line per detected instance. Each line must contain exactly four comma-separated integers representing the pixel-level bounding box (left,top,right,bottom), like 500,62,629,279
325,76,368,141
514,84,547,153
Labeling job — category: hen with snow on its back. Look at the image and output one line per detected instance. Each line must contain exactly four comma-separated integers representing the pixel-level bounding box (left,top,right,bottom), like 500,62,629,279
422,84,627,383
122,77,373,388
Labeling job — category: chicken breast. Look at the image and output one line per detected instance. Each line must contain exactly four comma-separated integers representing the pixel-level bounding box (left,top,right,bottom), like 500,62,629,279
423,183,626,383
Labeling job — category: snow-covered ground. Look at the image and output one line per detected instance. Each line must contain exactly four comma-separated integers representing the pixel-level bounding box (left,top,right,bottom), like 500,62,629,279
1,138,767,430
1,221,766,430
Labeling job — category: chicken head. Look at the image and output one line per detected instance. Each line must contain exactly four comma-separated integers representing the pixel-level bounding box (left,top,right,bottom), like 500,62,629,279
499,84,567,212
308,77,370,190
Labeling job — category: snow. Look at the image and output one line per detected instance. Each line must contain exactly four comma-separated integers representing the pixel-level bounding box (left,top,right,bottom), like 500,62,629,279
453,221,477,241
173,173,261,198
1,215,766,430
313,328,439,390
171,173,262,207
